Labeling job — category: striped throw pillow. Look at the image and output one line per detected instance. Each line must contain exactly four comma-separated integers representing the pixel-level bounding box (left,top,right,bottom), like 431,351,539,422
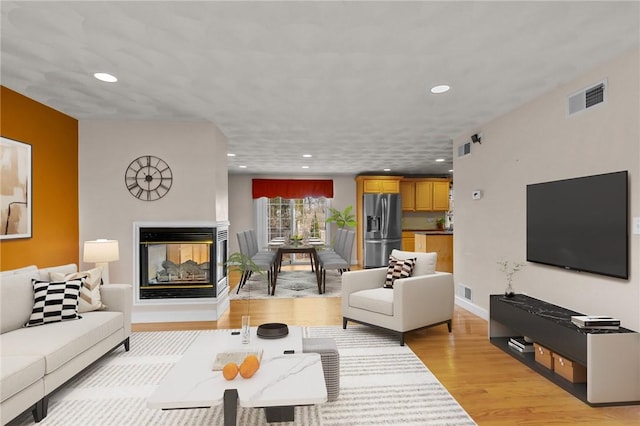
25,280,82,327
384,255,416,288
51,268,104,313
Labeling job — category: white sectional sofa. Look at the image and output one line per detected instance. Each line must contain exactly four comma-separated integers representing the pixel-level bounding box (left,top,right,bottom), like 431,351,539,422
0,264,132,425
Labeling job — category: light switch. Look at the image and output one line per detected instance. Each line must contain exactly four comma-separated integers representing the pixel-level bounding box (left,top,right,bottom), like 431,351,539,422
633,217,640,235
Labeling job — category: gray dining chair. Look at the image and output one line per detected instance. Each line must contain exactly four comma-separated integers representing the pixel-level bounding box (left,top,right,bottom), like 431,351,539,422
235,230,275,294
318,230,355,293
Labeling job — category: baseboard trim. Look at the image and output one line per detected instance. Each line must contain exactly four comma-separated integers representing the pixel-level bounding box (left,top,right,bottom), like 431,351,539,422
132,292,230,323
455,295,488,321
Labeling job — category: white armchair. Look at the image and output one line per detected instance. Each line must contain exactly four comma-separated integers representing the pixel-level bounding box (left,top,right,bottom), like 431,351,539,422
342,249,454,345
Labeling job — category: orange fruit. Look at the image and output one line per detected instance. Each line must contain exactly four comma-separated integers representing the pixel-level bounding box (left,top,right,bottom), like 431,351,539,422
239,355,260,378
222,362,238,380
244,354,260,369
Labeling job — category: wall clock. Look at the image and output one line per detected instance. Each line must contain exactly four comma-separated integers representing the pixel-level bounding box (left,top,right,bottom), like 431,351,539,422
124,155,173,201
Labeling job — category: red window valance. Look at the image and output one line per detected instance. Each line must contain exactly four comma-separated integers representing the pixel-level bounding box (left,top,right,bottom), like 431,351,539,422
252,179,334,199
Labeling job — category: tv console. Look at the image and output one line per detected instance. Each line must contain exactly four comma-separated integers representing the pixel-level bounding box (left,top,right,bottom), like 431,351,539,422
489,294,640,406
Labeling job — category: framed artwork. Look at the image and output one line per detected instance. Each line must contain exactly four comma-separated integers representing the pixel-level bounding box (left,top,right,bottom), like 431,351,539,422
1,137,32,239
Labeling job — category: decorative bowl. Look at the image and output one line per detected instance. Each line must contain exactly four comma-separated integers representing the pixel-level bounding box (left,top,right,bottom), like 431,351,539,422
257,323,289,339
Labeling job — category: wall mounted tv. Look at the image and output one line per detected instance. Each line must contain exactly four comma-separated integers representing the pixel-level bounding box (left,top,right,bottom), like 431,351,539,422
526,170,628,279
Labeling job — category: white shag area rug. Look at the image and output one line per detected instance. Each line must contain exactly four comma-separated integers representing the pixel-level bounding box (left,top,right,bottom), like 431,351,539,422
8,326,476,426
230,270,343,300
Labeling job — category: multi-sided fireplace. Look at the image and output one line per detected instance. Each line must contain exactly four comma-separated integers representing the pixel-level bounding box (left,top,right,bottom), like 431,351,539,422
138,225,228,300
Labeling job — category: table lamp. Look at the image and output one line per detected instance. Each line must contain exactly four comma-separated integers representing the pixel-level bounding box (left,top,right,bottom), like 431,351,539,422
83,239,119,284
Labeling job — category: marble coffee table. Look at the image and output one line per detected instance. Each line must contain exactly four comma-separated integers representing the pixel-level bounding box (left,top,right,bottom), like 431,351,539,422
147,326,327,425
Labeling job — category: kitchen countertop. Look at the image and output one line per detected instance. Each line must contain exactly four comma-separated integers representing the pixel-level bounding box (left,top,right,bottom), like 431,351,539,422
405,230,454,235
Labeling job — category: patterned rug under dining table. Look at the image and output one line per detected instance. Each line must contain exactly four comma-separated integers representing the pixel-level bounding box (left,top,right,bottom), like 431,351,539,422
270,244,322,296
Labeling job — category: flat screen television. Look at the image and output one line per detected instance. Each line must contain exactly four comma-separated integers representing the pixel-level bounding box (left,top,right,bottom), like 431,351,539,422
526,170,628,279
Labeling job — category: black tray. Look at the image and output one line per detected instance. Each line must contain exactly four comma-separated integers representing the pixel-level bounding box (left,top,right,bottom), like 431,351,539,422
257,323,289,339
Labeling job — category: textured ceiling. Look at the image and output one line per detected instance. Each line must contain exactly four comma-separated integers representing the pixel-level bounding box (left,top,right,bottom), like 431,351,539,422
1,1,638,176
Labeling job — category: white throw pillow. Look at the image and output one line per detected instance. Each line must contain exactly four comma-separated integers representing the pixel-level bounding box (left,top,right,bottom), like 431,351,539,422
50,267,105,312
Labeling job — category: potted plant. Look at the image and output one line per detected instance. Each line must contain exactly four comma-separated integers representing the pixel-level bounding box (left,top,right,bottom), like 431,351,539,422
326,205,356,229
436,216,446,230
226,252,269,289
226,251,271,343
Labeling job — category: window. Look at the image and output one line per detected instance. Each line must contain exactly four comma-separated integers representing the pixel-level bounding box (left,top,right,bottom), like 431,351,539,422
265,197,328,264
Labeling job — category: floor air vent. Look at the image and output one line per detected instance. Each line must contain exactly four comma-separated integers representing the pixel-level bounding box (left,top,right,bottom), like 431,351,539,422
568,80,606,116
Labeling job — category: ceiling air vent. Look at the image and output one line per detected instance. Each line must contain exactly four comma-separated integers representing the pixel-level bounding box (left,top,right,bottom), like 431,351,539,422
457,142,471,158
567,79,607,116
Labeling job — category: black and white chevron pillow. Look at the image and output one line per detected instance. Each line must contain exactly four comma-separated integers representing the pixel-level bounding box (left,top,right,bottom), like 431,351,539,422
384,255,416,288
25,279,82,327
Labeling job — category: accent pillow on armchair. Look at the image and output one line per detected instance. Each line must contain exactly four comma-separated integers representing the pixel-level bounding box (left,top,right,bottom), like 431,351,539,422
384,255,416,288
388,249,437,276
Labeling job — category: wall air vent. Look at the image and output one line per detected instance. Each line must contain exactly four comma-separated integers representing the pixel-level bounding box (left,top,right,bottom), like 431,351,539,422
567,79,607,116
457,141,471,158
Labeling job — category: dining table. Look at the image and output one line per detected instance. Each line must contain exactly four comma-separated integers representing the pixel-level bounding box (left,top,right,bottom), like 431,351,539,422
268,239,325,295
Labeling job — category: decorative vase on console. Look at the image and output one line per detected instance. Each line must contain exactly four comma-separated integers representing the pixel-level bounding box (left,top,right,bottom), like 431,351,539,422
497,260,525,298
505,281,515,298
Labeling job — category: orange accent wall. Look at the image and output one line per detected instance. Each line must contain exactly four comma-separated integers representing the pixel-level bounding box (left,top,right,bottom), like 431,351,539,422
0,86,79,270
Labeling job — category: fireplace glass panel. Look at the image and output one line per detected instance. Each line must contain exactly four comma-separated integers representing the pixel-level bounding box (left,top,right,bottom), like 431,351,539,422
215,228,229,295
147,242,210,284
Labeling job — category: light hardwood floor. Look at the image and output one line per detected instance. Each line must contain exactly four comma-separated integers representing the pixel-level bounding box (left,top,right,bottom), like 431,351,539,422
133,268,640,425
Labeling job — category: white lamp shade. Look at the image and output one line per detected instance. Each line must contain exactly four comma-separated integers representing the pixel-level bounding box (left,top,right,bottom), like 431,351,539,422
83,239,119,263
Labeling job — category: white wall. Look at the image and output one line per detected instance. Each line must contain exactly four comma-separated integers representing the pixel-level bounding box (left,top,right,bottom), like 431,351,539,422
453,48,640,330
78,120,228,285
228,174,357,257
228,174,253,253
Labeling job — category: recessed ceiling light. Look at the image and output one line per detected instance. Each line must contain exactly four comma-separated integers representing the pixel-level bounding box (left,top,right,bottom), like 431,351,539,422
302,154,312,158
227,153,236,157
301,166,310,169
94,72,118,83
430,84,450,94
238,165,247,169
435,158,445,162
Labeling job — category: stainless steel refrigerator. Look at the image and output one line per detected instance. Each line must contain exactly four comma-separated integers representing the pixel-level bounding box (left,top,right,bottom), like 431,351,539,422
363,193,402,268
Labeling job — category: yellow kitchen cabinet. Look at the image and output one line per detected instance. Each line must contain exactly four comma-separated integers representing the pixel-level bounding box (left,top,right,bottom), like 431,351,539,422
432,181,450,211
399,181,416,210
401,179,450,211
362,179,400,193
402,231,415,251
415,181,434,211
414,233,453,272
